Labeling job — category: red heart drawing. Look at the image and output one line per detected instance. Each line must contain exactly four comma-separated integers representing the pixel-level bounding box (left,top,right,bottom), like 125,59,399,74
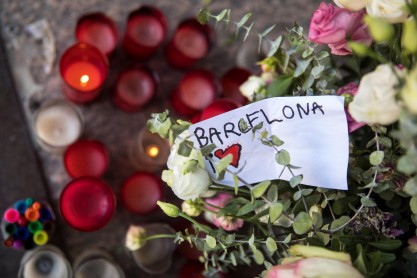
214,144,242,168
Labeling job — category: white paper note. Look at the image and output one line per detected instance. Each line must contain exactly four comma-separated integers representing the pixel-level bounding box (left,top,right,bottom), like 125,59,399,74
188,96,349,190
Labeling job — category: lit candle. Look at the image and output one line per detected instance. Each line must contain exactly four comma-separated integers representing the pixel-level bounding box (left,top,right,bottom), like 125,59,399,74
171,70,217,117
122,6,167,60
112,65,158,112
128,127,169,173
221,67,252,105
33,100,83,153
59,43,109,104
76,12,119,56
165,18,214,69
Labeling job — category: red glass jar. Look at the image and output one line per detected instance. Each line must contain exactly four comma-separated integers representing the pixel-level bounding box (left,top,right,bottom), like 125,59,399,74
112,65,158,112
221,67,251,105
120,172,163,215
122,6,167,60
60,177,115,232
64,140,109,178
199,99,240,122
75,12,119,56
171,70,217,117
165,18,214,69
59,43,109,104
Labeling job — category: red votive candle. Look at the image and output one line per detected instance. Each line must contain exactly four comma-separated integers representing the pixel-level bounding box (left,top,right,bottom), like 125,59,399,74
64,139,109,178
60,177,115,232
221,67,252,105
113,65,158,112
76,12,119,56
165,18,214,69
59,43,109,104
121,172,163,215
171,70,217,117
199,99,239,122
122,6,167,60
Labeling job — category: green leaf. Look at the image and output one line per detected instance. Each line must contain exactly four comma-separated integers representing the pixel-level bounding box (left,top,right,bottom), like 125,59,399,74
378,137,392,148
248,234,255,247
270,135,284,147
252,122,264,133
178,140,193,157
201,144,216,156
360,196,377,207
264,260,274,270
183,160,198,174
243,22,254,41
367,252,396,264
276,150,290,165
404,177,417,196
252,180,271,198
369,240,402,250
294,57,313,78
315,51,329,60
354,244,367,276
259,24,275,38
330,216,350,230
230,252,237,266
267,35,283,57
237,203,255,216
215,154,233,179
267,184,278,202
266,237,277,252
236,13,252,29
293,212,312,235
290,175,303,188
238,118,250,133
269,202,283,222
266,76,293,97
233,174,239,195
410,196,417,214
398,150,417,175
293,190,302,201
370,151,384,166
197,8,209,24
206,235,216,249
254,249,265,265
283,234,292,244
215,9,229,22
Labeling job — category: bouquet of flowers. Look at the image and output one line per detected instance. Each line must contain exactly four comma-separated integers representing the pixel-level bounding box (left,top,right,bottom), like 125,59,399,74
128,1,417,277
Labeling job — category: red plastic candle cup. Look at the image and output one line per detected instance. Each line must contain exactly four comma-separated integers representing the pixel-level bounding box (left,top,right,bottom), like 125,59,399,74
171,70,217,117
121,172,163,215
199,99,240,122
165,18,214,69
122,6,167,60
113,65,158,112
64,140,109,178
76,12,119,57
221,67,252,105
60,177,116,231
59,43,109,104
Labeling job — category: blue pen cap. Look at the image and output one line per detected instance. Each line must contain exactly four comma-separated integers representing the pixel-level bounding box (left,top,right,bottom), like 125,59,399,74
14,200,28,216
15,227,30,241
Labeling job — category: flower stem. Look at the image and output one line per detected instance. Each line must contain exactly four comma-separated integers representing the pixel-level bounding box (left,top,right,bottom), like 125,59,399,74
142,234,176,241
179,212,212,233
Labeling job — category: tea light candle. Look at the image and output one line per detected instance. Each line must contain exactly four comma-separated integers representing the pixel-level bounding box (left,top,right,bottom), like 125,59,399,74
76,12,119,56
171,70,217,117
121,172,163,215
199,99,239,122
122,6,167,60
33,100,83,153
112,65,158,112
165,18,214,69
221,67,252,105
63,140,109,178
128,127,170,173
59,43,109,104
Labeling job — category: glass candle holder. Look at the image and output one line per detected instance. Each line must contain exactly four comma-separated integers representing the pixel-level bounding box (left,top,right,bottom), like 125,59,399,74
112,65,158,112
33,99,83,153
76,12,119,57
73,248,125,278
122,6,167,60
171,70,217,117
128,127,170,173
59,43,109,104
18,245,72,278
221,67,251,106
63,140,110,178
199,99,239,122
165,18,214,69
60,177,115,232
121,172,163,215
130,223,175,274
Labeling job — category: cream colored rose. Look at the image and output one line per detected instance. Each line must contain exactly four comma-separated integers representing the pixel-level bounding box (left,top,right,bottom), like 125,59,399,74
349,64,401,125
401,67,417,114
239,76,265,101
125,225,146,251
171,164,211,200
333,0,366,11
366,0,408,23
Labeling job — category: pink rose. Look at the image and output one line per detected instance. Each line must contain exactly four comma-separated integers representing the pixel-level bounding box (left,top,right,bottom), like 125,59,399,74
308,3,353,44
204,193,243,231
336,82,365,133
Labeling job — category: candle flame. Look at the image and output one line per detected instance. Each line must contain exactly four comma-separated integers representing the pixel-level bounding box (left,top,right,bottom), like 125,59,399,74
146,145,160,158
80,75,90,87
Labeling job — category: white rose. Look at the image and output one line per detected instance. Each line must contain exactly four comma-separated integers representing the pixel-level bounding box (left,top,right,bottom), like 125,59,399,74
167,130,199,169
171,164,211,200
366,0,408,23
239,76,265,101
349,64,401,125
333,0,366,11
401,67,417,114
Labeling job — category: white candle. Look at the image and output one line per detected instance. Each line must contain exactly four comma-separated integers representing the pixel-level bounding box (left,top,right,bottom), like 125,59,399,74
34,100,83,150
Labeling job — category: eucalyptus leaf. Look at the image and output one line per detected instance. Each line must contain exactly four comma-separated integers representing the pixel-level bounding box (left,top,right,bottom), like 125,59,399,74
267,184,278,202
283,233,292,244
269,202,283,222
266,76,293,97
201,144,216,156
183,159,198,174
294,57,313,78
268,36,283,57
361,196,377,207
237,202,255,216
410,196,417,214
404,176,417,196
233,174,239,195
369,240,402,250
254,249,265,265
293,212,312,235
266,237,277,252
206,235,217,249
252,180,271,198
236,13,252,28
276,150,291,165
370,151,384,166
215,154,233,179
270,135,284,147
178,140,193,157
290,174,303,188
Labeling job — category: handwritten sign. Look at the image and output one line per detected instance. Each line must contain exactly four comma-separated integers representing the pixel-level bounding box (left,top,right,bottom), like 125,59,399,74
188,96,349,190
